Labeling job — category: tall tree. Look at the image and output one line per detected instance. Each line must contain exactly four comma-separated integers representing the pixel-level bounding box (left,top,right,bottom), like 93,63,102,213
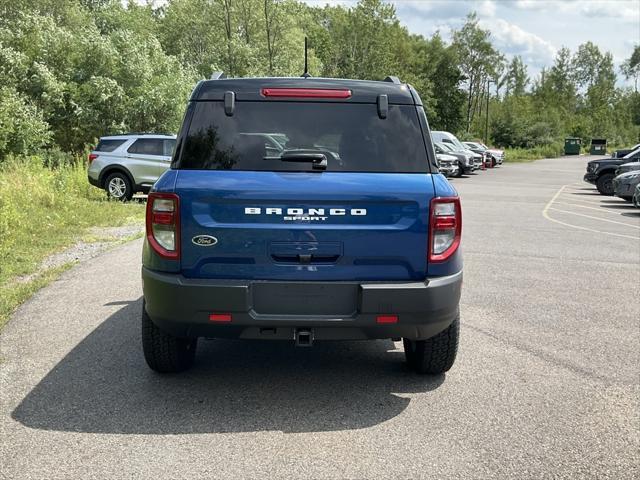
505,56,529,96
452,12,500,132
621,45,640,92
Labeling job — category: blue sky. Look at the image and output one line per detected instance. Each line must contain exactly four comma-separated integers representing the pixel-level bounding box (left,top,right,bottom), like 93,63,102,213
303,0,640,86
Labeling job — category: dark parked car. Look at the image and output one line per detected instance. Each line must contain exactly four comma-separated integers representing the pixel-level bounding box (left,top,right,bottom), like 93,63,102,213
615,161,640,177
434,142,474,177
611,143,640,158
584,147,640,195
613,170,640,202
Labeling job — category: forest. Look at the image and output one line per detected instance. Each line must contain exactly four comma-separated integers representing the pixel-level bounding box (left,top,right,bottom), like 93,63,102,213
1,0,639,160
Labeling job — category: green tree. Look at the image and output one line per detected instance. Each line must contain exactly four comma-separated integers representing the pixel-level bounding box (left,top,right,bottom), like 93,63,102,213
621,45,640,92
0,86,52,158
505,56,529,96
452,12,501,132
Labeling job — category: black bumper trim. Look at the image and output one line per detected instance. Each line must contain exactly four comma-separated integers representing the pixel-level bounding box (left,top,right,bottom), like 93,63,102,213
583,173,597,184
142,268,462,340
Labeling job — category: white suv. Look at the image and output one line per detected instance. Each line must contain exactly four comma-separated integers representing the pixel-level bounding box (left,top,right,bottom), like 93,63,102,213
87,133,176,200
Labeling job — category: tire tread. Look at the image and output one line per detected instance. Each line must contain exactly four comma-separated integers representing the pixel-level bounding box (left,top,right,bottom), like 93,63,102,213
142,305,196,373
404,313,459,374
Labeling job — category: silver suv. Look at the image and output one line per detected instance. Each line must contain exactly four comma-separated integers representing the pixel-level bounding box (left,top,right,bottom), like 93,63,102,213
87,134,176,200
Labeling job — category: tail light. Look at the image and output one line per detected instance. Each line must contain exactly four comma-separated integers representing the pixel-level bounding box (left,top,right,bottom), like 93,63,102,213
88,153,98,163
428,197,461,262
146,193,180,259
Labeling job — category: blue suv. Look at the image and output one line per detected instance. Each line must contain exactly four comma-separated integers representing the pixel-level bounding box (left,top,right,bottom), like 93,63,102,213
141,76,463,375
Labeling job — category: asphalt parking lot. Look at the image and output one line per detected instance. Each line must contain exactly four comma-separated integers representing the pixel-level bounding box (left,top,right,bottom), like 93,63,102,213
1,155,638,479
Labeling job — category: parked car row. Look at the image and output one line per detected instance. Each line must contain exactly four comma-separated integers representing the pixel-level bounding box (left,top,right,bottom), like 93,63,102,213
431,130,505,178
584,145,640,206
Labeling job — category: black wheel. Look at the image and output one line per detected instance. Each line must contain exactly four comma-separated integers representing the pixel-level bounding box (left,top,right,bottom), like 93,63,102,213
142,303,197,373
455,164,464,177
403,312,459,374
491,157,497,167
596,173,615,196
105,172,133,201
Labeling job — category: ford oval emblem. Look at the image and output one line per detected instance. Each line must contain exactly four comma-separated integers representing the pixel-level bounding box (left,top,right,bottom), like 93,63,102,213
192,235,218,247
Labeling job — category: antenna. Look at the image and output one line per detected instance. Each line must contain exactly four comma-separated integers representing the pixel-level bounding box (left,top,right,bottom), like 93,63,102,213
302,36,311,78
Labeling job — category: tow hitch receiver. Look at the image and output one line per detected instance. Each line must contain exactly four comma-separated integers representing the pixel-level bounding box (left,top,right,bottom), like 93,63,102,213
295,328,314,347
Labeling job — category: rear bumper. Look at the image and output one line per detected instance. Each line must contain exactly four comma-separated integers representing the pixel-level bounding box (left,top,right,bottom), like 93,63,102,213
88,174,100,188
142,268,462,341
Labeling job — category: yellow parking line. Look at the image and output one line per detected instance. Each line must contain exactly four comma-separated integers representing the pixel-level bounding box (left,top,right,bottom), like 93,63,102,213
542,184,640,240
548,207,640,229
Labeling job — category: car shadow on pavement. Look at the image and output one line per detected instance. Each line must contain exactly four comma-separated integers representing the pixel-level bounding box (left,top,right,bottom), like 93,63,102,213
12,298,444,435
621,211,640,218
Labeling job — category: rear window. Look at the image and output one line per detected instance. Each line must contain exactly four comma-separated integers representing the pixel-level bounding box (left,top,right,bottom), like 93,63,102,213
96,139,126,152
177,102,429,173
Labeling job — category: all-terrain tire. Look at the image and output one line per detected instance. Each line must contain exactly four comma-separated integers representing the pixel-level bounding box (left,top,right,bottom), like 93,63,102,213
403,312,459,374
142,303,197,373
596,173,615,196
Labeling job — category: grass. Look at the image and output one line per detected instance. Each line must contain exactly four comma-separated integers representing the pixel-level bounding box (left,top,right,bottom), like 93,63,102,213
503,143,566,162
0,155,145,327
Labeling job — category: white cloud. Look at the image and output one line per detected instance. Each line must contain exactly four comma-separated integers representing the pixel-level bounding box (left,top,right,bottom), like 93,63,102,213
513,0,639,23
480,18,557,68
477,0,496,17
392,0,497,20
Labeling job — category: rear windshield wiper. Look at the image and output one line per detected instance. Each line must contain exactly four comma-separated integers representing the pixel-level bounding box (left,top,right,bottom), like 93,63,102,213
278,150,327,170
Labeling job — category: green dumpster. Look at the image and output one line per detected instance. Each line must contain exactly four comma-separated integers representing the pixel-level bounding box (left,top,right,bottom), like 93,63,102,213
564,137,582,155
590,138,607,155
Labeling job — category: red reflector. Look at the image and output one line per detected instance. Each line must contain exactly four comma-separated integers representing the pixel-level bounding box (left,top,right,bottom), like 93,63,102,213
209,313,232,323
377,315,398,324
151,211,174,225
434,216,456,229
88,153,97,163
261,88,352,99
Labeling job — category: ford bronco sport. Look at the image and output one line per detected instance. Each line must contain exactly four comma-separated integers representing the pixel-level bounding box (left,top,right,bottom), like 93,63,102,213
142,76,463,375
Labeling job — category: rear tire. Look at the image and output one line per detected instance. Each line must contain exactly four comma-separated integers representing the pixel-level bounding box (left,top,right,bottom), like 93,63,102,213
142,303,197,373
403,312,459,374
596,173,615,196
105,172,133,201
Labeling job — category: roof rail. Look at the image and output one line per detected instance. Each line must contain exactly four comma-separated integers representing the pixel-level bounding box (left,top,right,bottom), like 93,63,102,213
210,71,226,80
383,76,401,84
106,132,174,137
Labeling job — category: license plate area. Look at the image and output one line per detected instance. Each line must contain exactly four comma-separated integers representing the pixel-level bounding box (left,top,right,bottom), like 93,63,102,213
251,282,358,316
